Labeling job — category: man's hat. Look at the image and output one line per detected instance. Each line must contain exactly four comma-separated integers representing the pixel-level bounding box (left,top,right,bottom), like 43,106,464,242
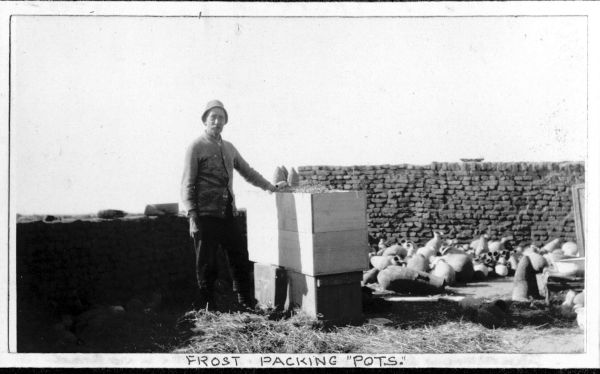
202,100,228,124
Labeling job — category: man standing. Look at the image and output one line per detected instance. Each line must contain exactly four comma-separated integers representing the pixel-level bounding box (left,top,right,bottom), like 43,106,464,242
181,99,278,310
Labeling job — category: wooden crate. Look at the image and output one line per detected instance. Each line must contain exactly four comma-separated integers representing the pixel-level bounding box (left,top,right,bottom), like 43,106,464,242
286,270,363,325
245,191,369,276
253,262,288,310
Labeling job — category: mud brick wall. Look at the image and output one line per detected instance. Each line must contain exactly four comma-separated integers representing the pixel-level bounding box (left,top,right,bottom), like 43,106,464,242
297,162,584,246
17,215,200,309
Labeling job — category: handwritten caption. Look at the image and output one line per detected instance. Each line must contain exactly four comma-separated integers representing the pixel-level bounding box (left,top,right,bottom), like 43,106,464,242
185,354,406,368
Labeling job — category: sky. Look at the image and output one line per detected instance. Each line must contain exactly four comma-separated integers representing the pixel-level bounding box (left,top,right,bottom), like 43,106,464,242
11,15,588,214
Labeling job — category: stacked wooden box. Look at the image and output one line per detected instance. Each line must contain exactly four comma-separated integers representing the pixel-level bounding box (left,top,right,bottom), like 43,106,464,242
246,190,369,324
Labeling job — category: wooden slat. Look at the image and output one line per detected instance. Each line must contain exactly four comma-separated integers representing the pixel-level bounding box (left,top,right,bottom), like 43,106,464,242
311,229,369,275
571,183,585,256
245,190,367,234
286,270,363,323
247,228,369,276
311,191,367,233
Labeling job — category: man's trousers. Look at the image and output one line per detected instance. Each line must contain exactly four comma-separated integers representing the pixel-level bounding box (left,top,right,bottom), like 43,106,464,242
191,212,251,297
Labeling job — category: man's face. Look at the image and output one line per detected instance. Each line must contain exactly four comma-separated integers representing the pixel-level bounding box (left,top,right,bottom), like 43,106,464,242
203,107,227,137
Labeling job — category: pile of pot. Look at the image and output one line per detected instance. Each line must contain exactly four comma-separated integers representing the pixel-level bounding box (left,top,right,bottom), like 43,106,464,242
364,231,578,293
364,231,461,294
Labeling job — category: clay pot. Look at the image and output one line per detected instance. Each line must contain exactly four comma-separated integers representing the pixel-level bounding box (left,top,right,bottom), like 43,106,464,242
377,265,445,294
370,255,394,271
541,238,563,254
562,289,577,308
382,244,407,258
561,241,578,257
494,263,509,277
524,252,548,273
406,254,430,273
425,231,445,252
473,235,490,256
416,246,436,260
279,166,289,181
362,267,380,285
481,252,495,267
523,245,540,254
473,262,489,277
573,290,585,308
404,242,417,257
440,245,464,256
488,237,509,253
575,306,585,330
272,166,286,185
545,251,567,267
508,255,519,271
443,253,474,282
431,259,456,286
287,167,300,187
512,256,542,302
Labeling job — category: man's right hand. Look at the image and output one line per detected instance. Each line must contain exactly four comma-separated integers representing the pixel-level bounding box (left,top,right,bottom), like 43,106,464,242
188,211,200,238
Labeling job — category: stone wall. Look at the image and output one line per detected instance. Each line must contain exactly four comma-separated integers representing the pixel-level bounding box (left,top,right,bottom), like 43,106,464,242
16,214,246,312
297,162,585,246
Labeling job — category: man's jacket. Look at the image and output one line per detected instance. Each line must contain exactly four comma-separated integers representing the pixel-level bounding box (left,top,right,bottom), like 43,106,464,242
181,132,271,218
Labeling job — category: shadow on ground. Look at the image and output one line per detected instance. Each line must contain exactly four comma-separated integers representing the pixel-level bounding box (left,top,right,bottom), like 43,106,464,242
17,277,578,353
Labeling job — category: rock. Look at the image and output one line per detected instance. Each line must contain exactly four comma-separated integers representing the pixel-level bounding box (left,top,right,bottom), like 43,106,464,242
126,298,145,313
57,330,78,346
147,292,163,310
52,322,66,332
60,314,74,328
44,215,57,222
459,297,508,328
108,305,126,314
75,306,106,328
477,301,508,329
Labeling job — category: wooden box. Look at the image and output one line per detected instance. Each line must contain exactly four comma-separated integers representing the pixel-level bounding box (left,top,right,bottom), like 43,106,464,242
286,270,363,325
253,262,288,310
245,191,369,276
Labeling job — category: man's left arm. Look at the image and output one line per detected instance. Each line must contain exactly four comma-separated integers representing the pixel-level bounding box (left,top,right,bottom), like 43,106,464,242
232,145,276,192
